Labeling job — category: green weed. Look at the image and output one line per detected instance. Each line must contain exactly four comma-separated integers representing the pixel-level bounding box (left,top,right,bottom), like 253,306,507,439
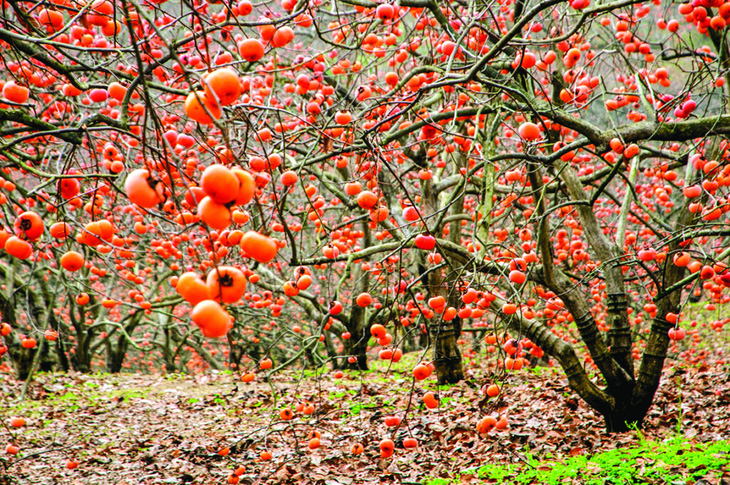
424,437,730,485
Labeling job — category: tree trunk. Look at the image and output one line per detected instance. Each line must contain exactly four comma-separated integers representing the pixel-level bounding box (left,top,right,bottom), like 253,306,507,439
431,319,464,384
344,303,368,370
422,175,464,385
603,409,643,433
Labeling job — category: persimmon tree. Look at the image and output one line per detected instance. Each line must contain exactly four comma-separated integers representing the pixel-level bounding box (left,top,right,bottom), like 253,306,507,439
0,0,729,433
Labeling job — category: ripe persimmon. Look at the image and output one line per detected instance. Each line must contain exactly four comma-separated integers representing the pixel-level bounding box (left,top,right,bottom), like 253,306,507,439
379,438,394,458
413,363,432,380
9,418,24,428
271,26,294,47
176,272,212,305
356,293,373,307
185,186,207,206
414,234,435,250
60,251,84,272
509,270,526,284
477,416,497,434
232,168,256,205
49,222,72,240
2,81,29,103
108,82,127,102
239,38,265,62
198,196,232,230
356,190,378,209
335,111,352,125
384,415,401,427
191,300,232,338
201,164,239,204
184,91,221,124
237,0,253,15
423,391,439,409
124,169,165,208
377,4,395,20
203,68,241,106
370,323,385,338
518,122,541,141
4,236,33,259
280,170,298,186
58,177,80,200
21,337,37,349
14,211,44,241
207,266,246,303
240,231,278,263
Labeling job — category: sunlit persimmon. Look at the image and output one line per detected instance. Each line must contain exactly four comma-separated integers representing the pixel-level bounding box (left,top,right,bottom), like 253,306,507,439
201,164,239,204
280,170,298,186
21,337,37,349
176,272,212,305
2,81,29,103
370,323,385,338
60,251,84,272
203,68,241,106
518,122,541,141
423,391,439,409
356,191,378,209
239,38,265,62
191,300,232,338
58,177,80,200
271,26,294,47
198,196,232,230
232,168,256,205
413,363,432,380
4,236,32,259
184,91,221,124
240,231,278,263
124,169,165,208
14,211,44,241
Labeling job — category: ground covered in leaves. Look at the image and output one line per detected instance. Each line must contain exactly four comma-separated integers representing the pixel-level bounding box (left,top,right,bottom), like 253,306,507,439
2,358,730,485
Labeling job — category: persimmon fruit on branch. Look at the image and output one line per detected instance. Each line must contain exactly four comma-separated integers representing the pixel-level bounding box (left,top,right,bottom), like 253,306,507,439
0,0,728,444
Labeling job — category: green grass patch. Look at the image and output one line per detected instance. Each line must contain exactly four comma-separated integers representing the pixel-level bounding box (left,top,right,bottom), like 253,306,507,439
425,437,730,485
368,351,423,373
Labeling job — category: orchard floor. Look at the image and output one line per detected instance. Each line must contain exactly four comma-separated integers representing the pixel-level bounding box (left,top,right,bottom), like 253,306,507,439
1,359,729,485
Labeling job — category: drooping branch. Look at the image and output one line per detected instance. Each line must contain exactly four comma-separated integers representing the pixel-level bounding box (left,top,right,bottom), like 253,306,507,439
493,294,615,416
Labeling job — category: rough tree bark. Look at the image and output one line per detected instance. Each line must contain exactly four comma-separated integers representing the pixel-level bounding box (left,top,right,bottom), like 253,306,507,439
423,175,464,385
